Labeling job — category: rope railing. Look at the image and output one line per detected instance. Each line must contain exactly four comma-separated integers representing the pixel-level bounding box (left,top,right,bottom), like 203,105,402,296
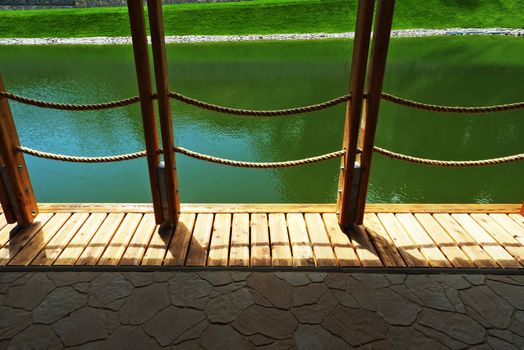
1,90,350,115
373,146,524,167
3,89,523,115
16,146,150,163
0,91,140,111
5,90,524,168
174,147,346,168
381,93,524,113
16,145,345,168
168,91,351,116
16,144,524,168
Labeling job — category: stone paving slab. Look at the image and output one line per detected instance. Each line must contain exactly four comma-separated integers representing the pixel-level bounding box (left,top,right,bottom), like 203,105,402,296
0,272,523,349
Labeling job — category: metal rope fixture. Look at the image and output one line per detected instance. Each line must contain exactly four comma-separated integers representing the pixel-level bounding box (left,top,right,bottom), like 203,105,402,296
381,93,524,113
373,146,524,167
0,91,140,111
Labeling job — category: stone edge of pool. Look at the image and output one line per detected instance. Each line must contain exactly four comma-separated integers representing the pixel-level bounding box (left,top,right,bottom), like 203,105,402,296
1,28,523,45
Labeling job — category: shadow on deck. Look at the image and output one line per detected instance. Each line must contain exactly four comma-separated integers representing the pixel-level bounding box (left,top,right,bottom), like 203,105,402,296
0,203,523,272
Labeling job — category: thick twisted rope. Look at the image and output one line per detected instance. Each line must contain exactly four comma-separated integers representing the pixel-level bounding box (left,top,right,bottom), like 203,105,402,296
380,93,524,113
2,89,350,115
0,91,140,111
168,91,351,116
373,146,524,167
4,89,523,115
16,145,345,167
16,144,524,167
174,146,345,168
16,146,149,163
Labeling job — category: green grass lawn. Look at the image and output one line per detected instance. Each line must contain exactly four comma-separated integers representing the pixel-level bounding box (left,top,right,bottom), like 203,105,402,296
0,0,522,38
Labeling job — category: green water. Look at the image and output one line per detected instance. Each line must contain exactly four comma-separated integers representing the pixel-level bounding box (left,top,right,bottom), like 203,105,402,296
0,36,522,203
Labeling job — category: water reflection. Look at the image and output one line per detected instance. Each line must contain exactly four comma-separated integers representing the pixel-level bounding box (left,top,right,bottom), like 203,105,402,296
0,37,522,203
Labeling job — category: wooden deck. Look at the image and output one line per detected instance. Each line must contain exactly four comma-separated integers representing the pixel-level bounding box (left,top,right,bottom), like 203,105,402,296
0,204,523,270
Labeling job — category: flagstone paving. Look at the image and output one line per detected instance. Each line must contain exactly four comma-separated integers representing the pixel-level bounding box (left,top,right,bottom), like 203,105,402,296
0,272,523,349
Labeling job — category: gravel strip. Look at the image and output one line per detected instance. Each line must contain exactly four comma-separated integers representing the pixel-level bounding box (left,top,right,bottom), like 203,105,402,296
1,28,523,45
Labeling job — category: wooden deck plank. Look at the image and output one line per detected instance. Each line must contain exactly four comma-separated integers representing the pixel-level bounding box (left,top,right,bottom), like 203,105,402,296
268,213,293,267
0,204,521,269
0,214,7,232
141,226,174,266
208,213,232,267
366,203,520,213
396,213,451,268
36,203,520,214
490,213,524,245
322,213,361,267
74,213,125,266
8,213,71,266
54,213,108,265
349,224,383,267
32,213,90,266
433,214,497,268
286,213,315,267
471,214,524,267
377,213,429,267
163,213,197,266
250,213,271,267
305,213,337,267
363,213,405,267
186,204,337,214
98,213,143,265
452,214,520,268
0,220,19,249
229,213,250,267
414,213,474,268
186,213,214,267
120,214,157,266
508,214,524,230
0,213,53,265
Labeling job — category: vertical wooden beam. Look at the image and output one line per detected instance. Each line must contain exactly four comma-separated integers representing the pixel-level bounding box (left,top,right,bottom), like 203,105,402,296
0,153,16,224
354,0,396,224
0,77,38,225
337,0,375,231
127,0,164,224
147,0,180,227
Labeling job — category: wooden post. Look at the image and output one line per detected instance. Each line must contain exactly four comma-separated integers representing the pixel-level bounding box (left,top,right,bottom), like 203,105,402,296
354,0,396,224
0,76,38,225
337,0,375,231
147,0,180,227
0,152,17,224
127,0,164,224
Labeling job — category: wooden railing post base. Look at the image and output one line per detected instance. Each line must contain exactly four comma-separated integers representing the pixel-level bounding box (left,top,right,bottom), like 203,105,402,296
127,0,164,225
148,0,181,227
336,0,375,233
354,0,396,225
0,165,17,223
347,161,362,227
0,77,38,226
158,161,178,228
